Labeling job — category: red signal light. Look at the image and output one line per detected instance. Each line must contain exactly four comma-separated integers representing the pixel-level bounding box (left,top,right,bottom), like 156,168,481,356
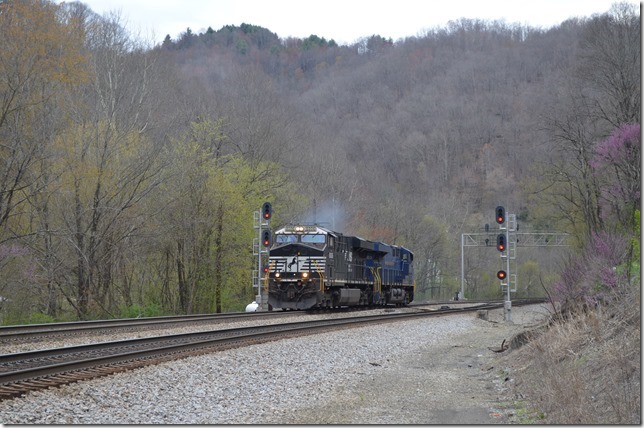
497,270,507,280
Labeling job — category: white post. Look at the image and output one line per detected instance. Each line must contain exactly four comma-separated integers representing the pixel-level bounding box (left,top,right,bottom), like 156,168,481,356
460,233,465,300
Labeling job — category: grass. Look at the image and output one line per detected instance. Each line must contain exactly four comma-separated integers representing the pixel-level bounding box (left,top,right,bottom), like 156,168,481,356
501,288,640,424
513,401,546,424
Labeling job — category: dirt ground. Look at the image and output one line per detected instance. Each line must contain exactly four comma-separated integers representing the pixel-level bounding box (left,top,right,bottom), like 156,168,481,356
281,304,550,424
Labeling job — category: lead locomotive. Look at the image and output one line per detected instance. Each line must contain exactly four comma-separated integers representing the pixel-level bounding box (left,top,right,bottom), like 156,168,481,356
265,225,414,310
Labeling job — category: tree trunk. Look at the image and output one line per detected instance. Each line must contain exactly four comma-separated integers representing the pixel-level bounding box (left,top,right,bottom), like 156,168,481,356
162,248,172,312
213,204,224,313
74,181,89,320
177,240,188,314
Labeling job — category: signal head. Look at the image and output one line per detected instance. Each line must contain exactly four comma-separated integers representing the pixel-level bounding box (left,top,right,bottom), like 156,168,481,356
262,229,272,247
262,202,272,220
497,270,507,280
496,234,506,252
495,206,505,224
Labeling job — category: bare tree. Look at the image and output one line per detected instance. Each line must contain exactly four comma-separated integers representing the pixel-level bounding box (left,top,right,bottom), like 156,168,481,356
576,2,641,127
0,0,87,238
54,12,164,319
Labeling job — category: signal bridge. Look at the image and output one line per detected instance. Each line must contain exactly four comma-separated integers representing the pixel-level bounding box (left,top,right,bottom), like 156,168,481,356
462,232,569,247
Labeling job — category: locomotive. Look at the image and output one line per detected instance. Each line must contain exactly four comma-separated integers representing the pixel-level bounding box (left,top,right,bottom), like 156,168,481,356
265,225,414,310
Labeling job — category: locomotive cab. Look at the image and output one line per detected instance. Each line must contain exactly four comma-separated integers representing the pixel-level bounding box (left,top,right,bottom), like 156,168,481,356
267,225,331,310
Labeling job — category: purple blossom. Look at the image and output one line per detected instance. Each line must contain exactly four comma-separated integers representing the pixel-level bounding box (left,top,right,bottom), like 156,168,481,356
590,123,641,229
591,230,628,267
592,123,641,168
0,244,29,262
552,231,630,307
598,266,618,289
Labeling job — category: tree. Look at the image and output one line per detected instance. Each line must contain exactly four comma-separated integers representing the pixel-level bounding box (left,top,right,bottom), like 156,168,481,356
50,11,164,319
0,0,89,320
540,87,605,238
0,0,87,237
576,3,641,127
539,5,640,240
162,117,296,314
591,123,640,231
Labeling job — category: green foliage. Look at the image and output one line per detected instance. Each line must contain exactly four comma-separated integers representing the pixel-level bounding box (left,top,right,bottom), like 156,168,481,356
303,35,330,50
157,117,298,314
632,209,640,262
1,310,61,326
236,39,248,54
27,312,57,324
118,304,165,319
240,23,260,34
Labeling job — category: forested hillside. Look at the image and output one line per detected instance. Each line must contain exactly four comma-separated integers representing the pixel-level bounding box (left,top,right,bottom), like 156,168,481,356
0,0,639,322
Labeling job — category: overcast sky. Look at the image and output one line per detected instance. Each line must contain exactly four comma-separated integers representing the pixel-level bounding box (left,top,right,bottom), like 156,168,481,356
70,0,638,45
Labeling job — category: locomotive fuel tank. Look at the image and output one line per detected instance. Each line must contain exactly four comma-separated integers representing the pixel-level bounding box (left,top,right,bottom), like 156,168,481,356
333,288,361,306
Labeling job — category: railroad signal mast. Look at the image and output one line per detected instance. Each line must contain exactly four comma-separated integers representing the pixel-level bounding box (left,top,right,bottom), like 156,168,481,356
460,211,568,308
253,202,273,311
496,205,516,322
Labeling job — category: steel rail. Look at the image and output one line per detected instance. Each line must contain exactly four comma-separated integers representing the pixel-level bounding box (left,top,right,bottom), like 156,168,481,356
0,311,300,343
0,298,545,344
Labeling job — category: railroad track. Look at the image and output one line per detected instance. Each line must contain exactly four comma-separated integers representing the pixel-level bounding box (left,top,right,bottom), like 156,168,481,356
0,300,550,400
0,311,301,344
0,299,528,344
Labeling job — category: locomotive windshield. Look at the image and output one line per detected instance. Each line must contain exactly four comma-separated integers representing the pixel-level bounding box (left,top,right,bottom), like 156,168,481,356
275,235,297,244
274,232,326,249
301,234,325,244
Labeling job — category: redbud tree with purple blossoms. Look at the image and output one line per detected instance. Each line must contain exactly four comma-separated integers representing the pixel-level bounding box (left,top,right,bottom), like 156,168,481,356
552,124,640,310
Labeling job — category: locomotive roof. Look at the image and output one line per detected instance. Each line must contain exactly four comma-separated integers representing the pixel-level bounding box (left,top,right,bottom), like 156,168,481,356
274,224,413,257
275,224,336,235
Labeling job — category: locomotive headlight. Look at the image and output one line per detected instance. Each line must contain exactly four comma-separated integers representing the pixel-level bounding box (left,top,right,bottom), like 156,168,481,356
302,272,309,278
275,272,280,278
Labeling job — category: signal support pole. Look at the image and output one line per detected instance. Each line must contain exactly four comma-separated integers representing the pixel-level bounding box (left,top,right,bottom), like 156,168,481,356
500,212,516,322
253,202,272,311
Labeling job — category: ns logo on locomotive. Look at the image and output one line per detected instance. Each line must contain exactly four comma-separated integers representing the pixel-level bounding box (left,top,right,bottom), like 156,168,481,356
265,225,414,310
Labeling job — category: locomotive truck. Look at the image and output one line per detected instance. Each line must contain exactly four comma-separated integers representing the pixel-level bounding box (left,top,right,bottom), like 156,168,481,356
265,225,414,310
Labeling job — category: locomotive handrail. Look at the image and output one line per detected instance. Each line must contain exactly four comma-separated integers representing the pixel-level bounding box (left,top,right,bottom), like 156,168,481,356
375,266,382,294
369,266,382,295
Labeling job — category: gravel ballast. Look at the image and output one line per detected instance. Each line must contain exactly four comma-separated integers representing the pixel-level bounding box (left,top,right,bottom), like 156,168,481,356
0,304,550,424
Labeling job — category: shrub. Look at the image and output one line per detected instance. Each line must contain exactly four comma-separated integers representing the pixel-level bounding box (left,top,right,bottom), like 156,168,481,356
508,287,640,424
118,304,165,319
552,230,632,314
